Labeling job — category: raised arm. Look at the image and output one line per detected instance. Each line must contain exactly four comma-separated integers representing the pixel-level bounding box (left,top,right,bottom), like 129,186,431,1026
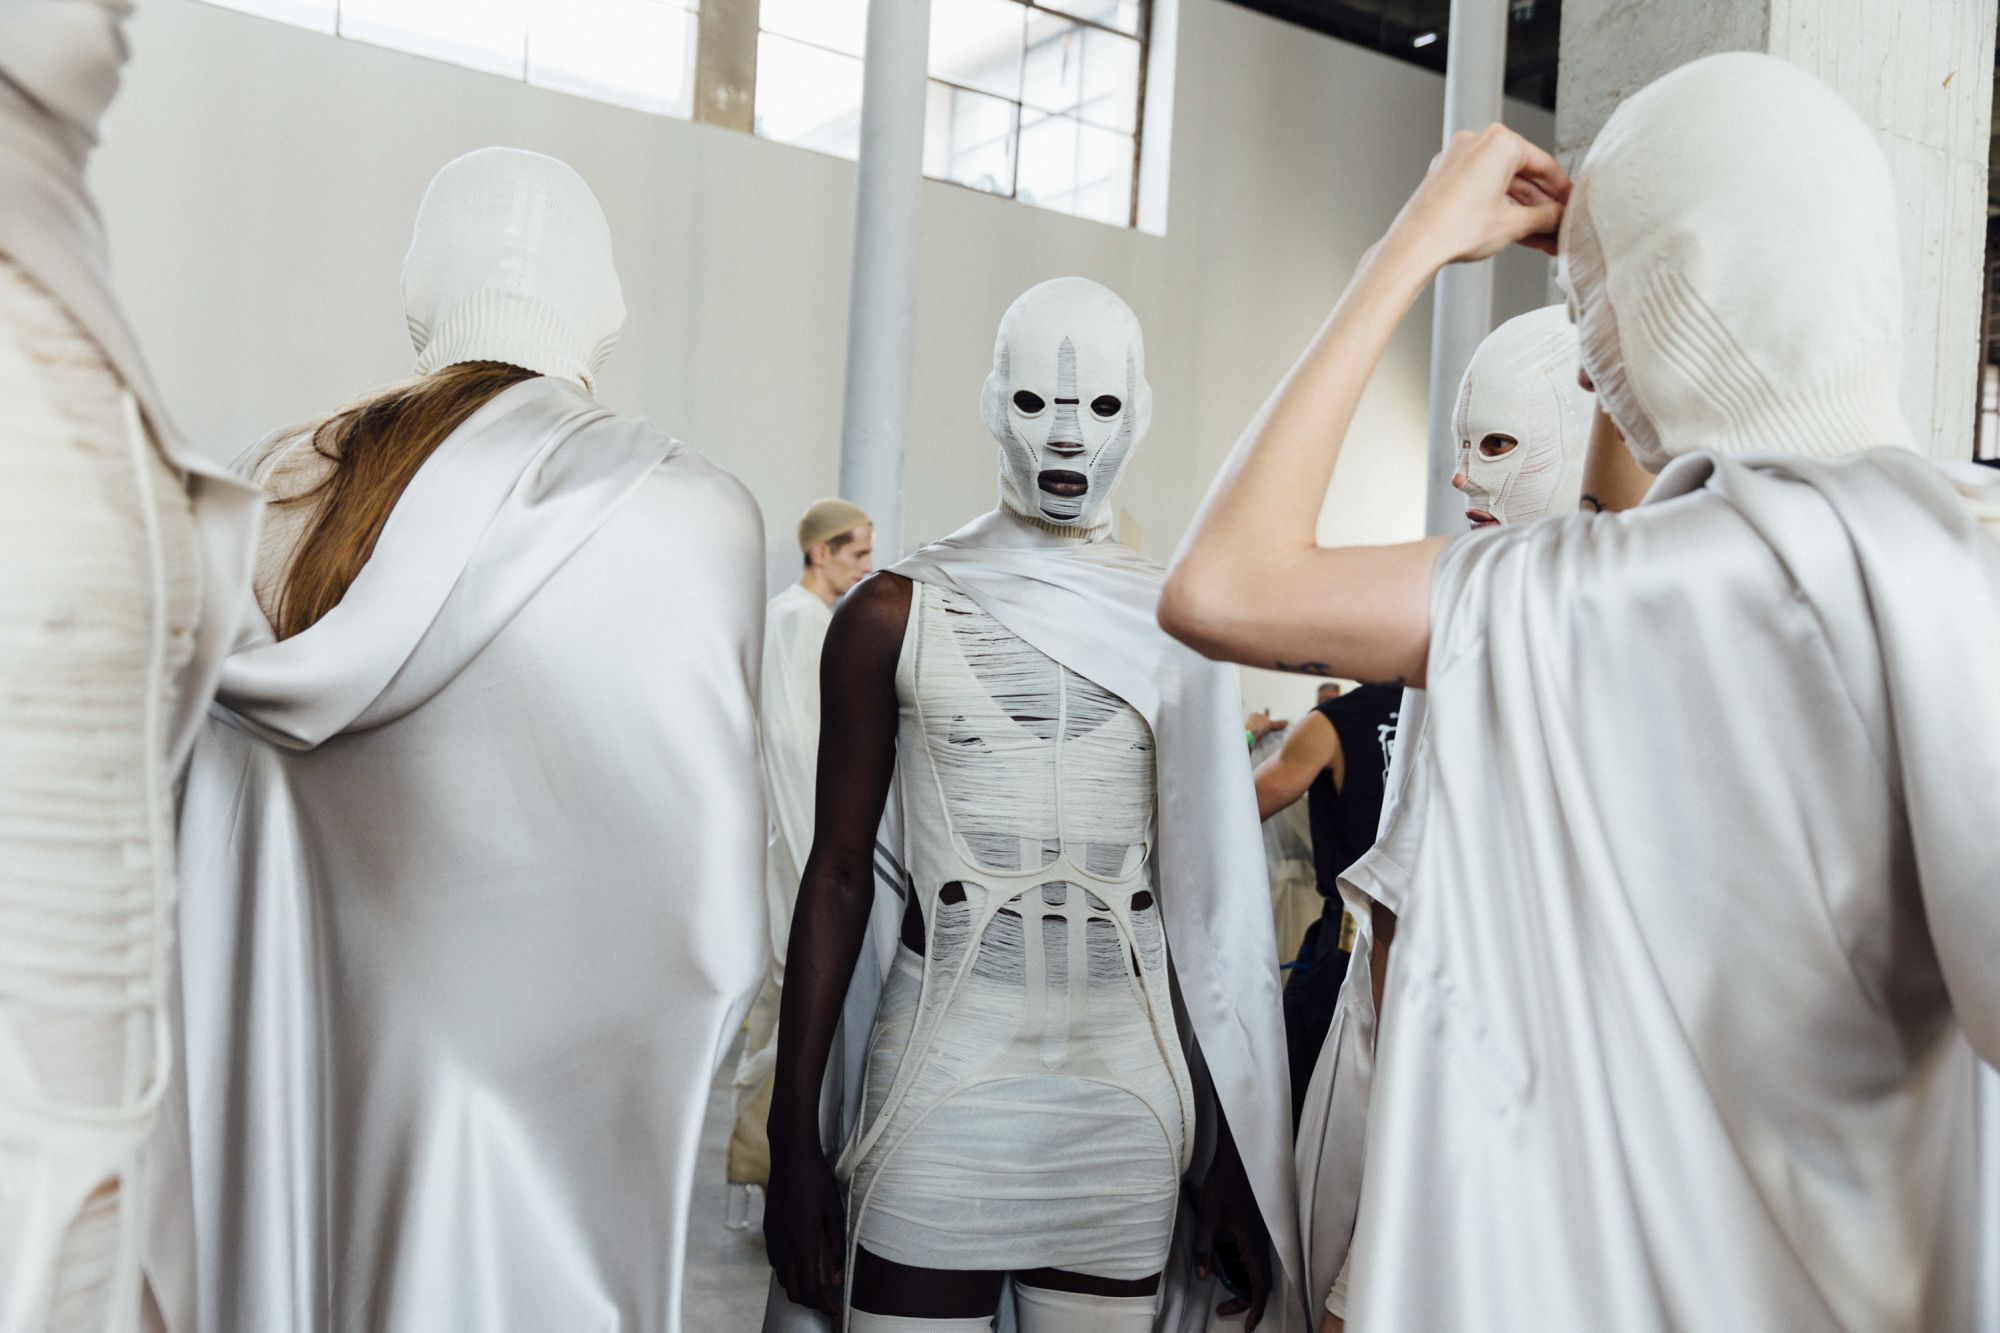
1158,126,1571,685
1254,711,1341,820
764,571,911,1316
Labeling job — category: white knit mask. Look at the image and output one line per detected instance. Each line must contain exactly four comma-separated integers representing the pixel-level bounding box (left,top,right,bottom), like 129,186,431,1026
982,278,1153,528
1557,53,1911,469
1454,305,1593,527
402,147,626,391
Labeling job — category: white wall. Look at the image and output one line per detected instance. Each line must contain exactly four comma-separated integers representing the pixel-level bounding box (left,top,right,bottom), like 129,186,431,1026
95,0,1553,718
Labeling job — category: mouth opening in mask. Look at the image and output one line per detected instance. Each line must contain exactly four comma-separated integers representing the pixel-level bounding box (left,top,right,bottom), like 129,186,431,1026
1039,469,1089,499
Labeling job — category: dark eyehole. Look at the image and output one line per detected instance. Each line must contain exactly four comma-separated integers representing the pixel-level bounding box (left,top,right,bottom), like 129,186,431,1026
1477,433,1520,459
1090,394,1122,418
1013,390,1047,413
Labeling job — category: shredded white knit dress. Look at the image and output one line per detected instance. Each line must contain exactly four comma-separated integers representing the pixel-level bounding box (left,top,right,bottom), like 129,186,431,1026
840,580,1193,1281
0,254,200,1333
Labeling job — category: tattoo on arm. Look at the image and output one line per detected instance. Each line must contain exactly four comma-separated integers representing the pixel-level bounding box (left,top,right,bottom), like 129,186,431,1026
1580,493,1606,514
1273,660,1408,689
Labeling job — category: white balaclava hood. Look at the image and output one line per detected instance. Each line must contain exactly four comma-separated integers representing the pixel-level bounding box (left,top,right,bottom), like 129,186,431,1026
982,277,1153,530
1558,53,1911,470
1454,305,1593,527
402,147,626,392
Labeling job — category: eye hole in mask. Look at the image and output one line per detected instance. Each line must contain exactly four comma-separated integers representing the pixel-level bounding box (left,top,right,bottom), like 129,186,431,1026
1090,395,1122,419
1013,390,1048,416
1477,433,1519,460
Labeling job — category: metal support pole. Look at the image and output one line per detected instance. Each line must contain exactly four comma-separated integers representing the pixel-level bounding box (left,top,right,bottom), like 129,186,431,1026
1422,0,1508,538
837,0,931,559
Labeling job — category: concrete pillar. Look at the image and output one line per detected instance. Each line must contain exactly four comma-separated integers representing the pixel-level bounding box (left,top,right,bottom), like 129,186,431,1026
1423,0,1509,538
1555,0,1998,459
837,0,931,559
692,0,759,132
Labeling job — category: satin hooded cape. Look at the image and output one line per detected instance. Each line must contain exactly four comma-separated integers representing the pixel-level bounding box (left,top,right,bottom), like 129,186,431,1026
765,507,1306,1332
149,377,768,1332
1308,449,2000,1331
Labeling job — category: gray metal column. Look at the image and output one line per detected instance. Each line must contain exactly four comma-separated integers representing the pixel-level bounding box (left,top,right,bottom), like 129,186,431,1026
1421,0,1508,537
837,0,931,558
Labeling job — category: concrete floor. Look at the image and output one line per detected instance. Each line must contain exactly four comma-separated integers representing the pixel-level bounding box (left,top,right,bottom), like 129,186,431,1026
686,1043,779,1330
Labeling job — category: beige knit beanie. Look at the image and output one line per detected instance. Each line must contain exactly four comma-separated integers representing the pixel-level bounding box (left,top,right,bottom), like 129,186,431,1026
402,148,626,392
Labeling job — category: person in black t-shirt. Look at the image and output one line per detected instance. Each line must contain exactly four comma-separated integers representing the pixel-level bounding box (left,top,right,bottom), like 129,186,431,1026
1252,682,1401,1123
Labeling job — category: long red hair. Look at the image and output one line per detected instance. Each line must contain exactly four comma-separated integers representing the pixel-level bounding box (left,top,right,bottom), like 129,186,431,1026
265,360,535,640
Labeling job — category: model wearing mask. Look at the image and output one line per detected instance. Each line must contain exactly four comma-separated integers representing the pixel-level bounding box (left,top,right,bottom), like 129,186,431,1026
1449,305,1591,530
729,500,876,1222
1293,303,1597,1328
0,5,259,1331
1163,53,2000,1331
765,278,1303,1333
151,148,767,1332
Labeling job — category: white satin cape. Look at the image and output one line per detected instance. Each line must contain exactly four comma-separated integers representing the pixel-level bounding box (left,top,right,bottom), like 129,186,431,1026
148,377,769,1332
764,506,1306,1333
1303,449,2000,1330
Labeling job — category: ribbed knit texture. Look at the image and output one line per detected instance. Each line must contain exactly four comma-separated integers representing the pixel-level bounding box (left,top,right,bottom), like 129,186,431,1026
1560,53,1913,468
401,148,624,391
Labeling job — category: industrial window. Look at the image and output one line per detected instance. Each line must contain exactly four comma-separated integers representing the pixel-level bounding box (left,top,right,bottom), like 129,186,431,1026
199,0,701,116
198,0,1151,227
757,0,1152,228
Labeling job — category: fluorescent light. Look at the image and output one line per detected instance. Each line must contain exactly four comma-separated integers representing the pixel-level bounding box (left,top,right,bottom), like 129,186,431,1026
1412,30,1438,47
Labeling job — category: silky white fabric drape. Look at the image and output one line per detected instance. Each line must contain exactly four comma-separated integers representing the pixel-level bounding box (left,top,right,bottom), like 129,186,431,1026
154,377,767,1333
1340,449,2000,1331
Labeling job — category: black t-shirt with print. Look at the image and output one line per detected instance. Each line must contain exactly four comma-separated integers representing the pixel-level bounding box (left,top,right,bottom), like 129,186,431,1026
1306,683,1401,898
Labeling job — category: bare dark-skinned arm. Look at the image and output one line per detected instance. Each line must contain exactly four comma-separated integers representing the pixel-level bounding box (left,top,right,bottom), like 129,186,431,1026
764,572,911,1315
1192,1097,1275,1330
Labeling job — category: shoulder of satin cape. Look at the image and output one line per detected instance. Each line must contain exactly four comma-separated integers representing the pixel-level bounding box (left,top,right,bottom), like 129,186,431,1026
1699,448,2000,1063
211,377,694,750
1429,448,1886,674
1435,445,2000,1063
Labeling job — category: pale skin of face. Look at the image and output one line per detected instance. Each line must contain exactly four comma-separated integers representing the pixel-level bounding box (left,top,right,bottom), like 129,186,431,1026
799,524,875,605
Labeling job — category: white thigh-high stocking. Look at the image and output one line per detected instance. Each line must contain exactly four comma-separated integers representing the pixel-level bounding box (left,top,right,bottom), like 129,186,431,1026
1012,1283,1158,1332
847,1312,994,1331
